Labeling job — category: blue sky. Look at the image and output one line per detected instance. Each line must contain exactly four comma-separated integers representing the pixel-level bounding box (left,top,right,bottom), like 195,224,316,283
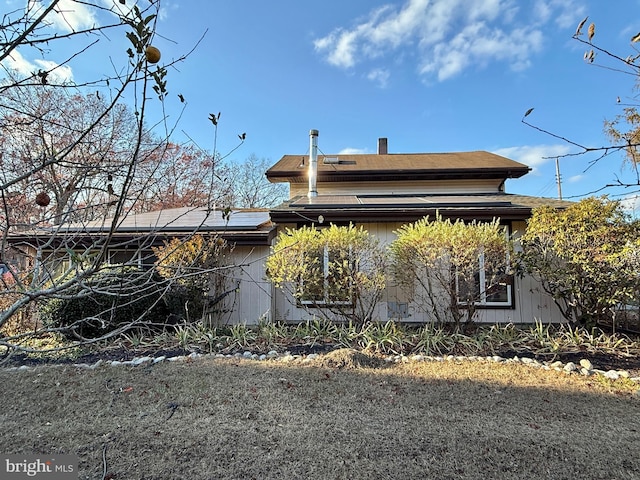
4,0,640,209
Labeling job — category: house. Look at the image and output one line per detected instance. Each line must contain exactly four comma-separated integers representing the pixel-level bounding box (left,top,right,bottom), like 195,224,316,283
265,130,571,324
7,207,276,325
7,131,571,327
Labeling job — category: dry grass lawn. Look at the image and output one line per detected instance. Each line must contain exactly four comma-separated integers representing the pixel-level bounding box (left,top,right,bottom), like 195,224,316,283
1,351,639,479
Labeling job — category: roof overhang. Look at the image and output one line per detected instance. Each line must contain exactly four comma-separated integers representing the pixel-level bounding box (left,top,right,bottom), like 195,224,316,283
266,152,531,184
269,193,572,225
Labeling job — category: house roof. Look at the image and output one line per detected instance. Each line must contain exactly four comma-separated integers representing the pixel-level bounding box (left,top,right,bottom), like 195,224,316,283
266,151,531,183
9,207,277,247
67,207,272,233
269,193,572,224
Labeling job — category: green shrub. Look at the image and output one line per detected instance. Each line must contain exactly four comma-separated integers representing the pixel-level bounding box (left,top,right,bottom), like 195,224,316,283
39,266,172,339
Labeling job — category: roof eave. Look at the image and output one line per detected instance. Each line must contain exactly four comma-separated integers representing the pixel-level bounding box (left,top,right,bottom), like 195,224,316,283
266,168,530,183
268,207,534,224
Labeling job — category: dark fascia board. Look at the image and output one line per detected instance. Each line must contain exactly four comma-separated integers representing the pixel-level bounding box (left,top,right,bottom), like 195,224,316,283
266,167,530,183
268,206,534,224
7,228,277,248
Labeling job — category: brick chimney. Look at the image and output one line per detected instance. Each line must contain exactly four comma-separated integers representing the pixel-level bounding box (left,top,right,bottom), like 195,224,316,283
377,137,388,155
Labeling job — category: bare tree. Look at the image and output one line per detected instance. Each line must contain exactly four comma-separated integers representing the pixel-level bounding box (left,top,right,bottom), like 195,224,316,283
227,154,288,208
0,84,142,225
0,1,214,354
130,143,235,213
522,16,640,194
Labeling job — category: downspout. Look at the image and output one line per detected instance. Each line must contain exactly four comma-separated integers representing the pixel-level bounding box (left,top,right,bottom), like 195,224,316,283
308,129,318,198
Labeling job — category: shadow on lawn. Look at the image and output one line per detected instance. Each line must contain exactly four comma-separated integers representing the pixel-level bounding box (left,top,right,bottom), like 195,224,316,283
0,355,638,480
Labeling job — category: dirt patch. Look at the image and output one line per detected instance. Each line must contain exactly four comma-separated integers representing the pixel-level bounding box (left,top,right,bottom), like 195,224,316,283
315,348,386,369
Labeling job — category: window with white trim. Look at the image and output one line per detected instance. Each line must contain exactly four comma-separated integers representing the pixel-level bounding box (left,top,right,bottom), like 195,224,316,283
456,252,513,307
299,245,354,307
456,225,513,308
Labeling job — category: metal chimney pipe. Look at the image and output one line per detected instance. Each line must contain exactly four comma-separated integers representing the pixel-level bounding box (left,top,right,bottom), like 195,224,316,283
308,129,319,198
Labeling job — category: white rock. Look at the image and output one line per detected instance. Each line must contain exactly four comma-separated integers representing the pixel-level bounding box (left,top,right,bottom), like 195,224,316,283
618,370,630,379
89,360,103,370
267,350,279,358
189,352,202,359
259,354,267,361
307,354,319,361
109,361,122,367
131,356,152,366
549,361,563,369
580,368,592,376
521,357,535,365
153,356,166,364
242,351,253,358
604,370,620,380
563,362,577,373
411,355,424,362
579,359,593,371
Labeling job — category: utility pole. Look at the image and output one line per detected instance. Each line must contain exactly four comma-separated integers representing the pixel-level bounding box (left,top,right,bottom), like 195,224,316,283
555,157,563,200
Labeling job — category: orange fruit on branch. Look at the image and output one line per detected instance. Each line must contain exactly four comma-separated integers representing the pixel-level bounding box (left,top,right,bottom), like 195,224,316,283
145,46,161,64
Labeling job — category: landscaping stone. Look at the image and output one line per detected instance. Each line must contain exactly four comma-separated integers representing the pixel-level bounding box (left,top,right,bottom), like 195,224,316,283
579,359,593,371
131,356,152,366
604,370,620,380
4,345,640,389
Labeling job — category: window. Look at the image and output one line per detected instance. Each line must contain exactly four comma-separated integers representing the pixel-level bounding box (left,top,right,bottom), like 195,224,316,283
456,252,513,307
456,226,513,308
299,245,353,307
107,249,156,269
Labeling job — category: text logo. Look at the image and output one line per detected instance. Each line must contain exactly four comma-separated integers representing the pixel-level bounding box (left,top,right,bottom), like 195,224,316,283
1,455,77,479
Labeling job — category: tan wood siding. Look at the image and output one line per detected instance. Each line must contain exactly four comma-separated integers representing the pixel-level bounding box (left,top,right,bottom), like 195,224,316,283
289,179,504,198
269,219,567,325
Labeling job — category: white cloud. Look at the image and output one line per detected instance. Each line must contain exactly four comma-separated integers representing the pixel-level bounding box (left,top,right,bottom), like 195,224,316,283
537,0,586,29
29,0,98,32
1,49,73,83
493,144,571,174
314,0,583,83
339,147,368,155
367,68,390,88
568,174,584,183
